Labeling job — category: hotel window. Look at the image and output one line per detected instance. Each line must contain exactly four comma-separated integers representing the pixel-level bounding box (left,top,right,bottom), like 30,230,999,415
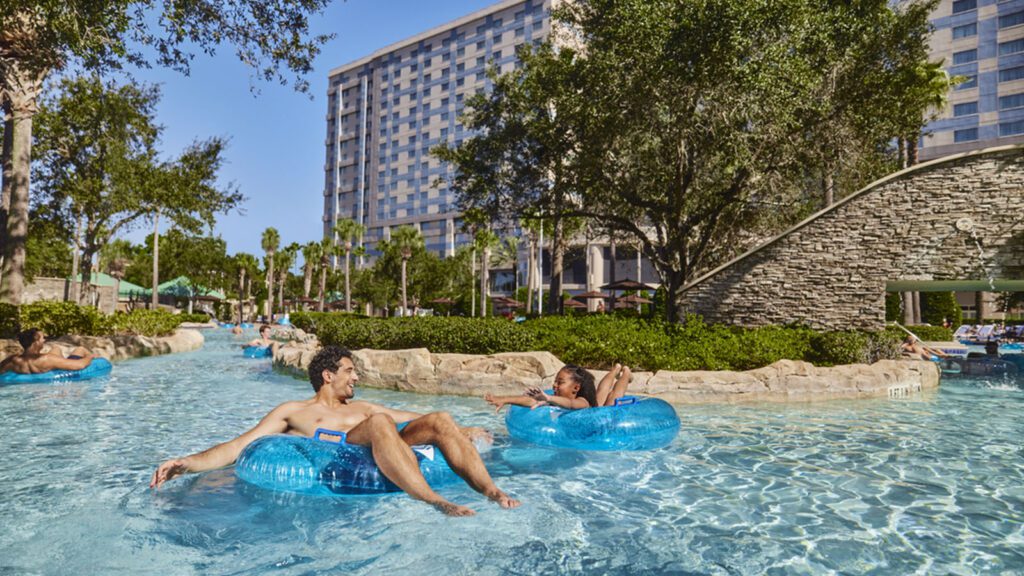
457,47,465,57
957,75,978,89
494,50,502,59
424,58,431,67
952,23,977,39
443,53,450,62
476,41,485,50
952,0,976,13
1000,66,1024,82
424,73,431,82
458,63,465,72
953,101,978,116
1000,119,1024,135
952,49,977,64
999,92,1024,109
476,56,485,66
1000,11,1024,28
516,27,525,37
1000,38,1024,56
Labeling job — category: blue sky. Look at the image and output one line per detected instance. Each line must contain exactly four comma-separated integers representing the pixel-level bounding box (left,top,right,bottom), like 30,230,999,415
127,0,497,258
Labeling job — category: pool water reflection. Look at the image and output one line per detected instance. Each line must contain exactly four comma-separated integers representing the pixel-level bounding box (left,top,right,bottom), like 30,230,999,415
0,331,1021,575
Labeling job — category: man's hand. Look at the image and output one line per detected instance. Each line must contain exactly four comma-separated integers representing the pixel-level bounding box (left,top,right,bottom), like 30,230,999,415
461,426,493,446
150,458,191,489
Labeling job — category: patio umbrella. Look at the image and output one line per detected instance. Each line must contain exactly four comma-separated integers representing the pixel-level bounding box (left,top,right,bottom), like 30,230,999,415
430,297,455,305
617,294,653,304
563,298,587,309
492,296,524,307
574,290,611,300
600,278,656,292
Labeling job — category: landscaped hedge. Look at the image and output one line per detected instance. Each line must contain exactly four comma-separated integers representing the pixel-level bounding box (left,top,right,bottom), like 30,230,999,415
177,313,212,324
902,325,954,341
301,313,905,371
0,301,185,339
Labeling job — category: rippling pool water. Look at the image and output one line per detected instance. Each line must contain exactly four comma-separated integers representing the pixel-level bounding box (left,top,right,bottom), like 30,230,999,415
1,331,1022,575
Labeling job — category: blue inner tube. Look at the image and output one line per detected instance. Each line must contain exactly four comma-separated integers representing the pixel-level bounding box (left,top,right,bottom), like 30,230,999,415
242,346,272,359
505,395,680,451
0,357,113,385
235,431,459,495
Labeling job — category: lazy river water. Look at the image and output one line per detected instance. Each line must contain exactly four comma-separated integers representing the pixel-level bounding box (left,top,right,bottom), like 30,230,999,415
0,330,1021,575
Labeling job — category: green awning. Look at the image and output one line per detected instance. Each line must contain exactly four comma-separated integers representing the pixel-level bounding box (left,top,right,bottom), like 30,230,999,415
157,276,226,300
72,272,150,298
886,279,1024,292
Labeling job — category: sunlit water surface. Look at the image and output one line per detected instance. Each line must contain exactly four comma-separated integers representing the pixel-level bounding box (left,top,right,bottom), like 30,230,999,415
1,331,1022,575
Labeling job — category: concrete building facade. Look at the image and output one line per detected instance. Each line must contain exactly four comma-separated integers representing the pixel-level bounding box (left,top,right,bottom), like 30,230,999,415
322,0,556,259
921,0,1024,160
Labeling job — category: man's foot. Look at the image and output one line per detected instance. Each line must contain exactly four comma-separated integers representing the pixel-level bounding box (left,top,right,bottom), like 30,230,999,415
433,501,476,517
486,488,521,509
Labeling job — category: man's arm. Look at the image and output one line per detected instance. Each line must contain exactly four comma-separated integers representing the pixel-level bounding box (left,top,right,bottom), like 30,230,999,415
149,401,298,489
363,401,422,424
38,351,95,371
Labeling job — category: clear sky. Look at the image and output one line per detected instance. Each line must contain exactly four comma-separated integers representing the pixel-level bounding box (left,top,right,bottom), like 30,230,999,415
127,0,498,258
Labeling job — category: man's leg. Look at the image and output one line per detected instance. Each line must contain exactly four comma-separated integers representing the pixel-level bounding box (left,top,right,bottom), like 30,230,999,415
400,412,520,509
346,413,474,516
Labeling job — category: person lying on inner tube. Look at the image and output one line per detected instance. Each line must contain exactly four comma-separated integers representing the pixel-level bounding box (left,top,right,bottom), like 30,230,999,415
485,363,634,412
0,328,95,375
900,336,949,361
151,345,520,517
241,324,277,353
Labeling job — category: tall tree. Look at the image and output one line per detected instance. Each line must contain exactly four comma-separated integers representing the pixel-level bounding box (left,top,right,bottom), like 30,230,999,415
0,0,335,304
31,75,242,307
301,241,321,300
261,227,279,318
332,218,365,313
439,0,945,322
276,242,299,315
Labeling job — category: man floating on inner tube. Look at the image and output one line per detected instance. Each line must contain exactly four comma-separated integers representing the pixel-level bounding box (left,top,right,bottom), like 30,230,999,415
241,324,277,354
150,346,521,516
0,328,96,374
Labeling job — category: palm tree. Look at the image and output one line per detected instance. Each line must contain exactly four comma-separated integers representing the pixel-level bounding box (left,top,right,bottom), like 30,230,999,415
301,241,321,301
390,226,424,317
261,227,279,319
332,219,366,313
317,238,332,312
234,252,259,322
492,234,520,296
276,243,298,315
474,228,499,317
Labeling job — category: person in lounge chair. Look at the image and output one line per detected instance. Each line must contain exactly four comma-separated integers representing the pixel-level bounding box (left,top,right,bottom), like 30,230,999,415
151,345,520,516
900,335,948,361
0,328,95,374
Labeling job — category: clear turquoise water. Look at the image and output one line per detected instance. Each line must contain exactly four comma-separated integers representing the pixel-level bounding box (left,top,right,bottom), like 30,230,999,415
1,331,1022,575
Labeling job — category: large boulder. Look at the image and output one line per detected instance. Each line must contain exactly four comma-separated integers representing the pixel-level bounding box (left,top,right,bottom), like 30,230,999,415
0,329,205,363
270,339,941,405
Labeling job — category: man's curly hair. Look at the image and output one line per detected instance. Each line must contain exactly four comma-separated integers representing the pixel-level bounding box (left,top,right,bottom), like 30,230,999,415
309,346,354,392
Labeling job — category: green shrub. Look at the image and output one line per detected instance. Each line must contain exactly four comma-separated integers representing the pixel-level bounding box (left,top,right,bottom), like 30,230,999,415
901,325,953,341
0,303,18,338
297,313,907,371
108,309,183,336
17,301,107,337
921,291,962,329
177,313,212,323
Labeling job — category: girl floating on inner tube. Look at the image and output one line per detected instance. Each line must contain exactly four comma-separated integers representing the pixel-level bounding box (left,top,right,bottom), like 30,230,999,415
484,363,633,412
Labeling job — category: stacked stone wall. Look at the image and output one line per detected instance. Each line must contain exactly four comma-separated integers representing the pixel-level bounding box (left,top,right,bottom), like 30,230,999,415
679,146,1024,330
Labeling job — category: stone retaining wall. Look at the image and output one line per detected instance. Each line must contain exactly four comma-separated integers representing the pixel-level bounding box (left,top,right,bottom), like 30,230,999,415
679,146,1024,330
0,329,205,363
274,340,940,404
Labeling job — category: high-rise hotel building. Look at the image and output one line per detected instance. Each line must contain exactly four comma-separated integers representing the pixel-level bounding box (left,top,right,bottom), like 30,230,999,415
920,0,1024,160
322,0,558,258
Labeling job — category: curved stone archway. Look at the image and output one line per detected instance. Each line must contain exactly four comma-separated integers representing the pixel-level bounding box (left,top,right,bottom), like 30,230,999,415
679,145,1024,330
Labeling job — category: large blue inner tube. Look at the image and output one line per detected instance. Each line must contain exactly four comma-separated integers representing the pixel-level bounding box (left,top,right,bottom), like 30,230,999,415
505,395,680,451
242,346,272,359
0,357,113,385
235,433,460,495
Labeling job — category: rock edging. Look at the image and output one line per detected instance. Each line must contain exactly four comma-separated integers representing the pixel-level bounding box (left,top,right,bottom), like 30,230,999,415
274,339,939,404
0,329,205,363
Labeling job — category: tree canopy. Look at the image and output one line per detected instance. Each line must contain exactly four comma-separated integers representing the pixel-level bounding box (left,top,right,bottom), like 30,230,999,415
438,0,944,322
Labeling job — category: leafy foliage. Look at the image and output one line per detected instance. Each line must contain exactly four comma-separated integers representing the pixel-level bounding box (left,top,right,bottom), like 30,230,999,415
0,301,185,338
299,313,901,371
